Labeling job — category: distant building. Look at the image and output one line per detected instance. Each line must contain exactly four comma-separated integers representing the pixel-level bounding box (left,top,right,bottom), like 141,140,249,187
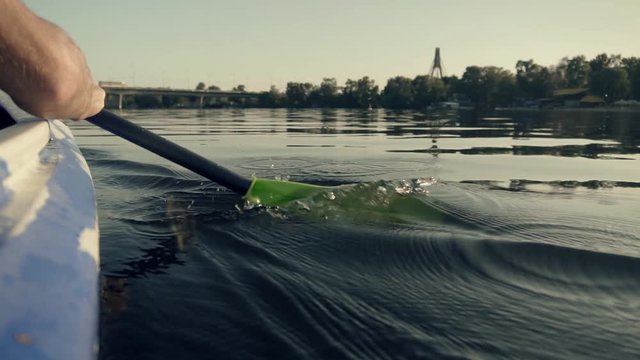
99,81,127,88
579,95,605,107
613,99,640,107
552,88,588,107
552,88,604,107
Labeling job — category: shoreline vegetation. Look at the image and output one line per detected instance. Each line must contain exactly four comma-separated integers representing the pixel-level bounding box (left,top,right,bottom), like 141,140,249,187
110,53,640,110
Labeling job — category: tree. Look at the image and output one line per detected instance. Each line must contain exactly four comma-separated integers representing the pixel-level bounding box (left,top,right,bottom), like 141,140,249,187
196,82,206,90
443,75,463,99
483,67,517,107
257,85,285,107
590,67,630,102
315,78,339,107
381,76,414,109
285,82,314,107
622,57,640,100
340,77,379,108
564,55,590,88
233,84,246,92
412,75,446,108
459,66,515,108
548,63,568,90
589,53,622,73
588,53,630,102
460,66,484,103
354,76,379,108
515,59,554,98
341,79,357,107
622,57,640,75
207,85,220,91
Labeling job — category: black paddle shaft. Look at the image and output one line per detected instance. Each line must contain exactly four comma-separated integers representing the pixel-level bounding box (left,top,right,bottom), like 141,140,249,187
87,110,252,195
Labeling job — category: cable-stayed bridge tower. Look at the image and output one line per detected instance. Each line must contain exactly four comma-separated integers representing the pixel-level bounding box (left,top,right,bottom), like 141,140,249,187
429,47,446,79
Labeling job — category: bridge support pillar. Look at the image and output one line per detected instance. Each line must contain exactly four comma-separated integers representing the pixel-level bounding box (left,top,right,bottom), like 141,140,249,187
118,94,123,110
199,96,204,109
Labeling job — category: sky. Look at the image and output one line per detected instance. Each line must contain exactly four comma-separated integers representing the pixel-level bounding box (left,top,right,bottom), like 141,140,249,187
24,0,640,91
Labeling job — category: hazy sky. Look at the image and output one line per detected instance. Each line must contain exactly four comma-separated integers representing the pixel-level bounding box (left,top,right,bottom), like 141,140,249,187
24,0,640,91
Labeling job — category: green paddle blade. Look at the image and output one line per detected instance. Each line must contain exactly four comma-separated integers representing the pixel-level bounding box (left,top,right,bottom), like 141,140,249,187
244,177,328,206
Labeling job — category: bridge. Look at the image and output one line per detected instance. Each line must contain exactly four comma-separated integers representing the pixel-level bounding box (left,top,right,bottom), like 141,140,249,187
102,86,260,109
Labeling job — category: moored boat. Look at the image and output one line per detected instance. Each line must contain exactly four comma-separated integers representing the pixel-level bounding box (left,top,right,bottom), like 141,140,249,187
0,94,99,359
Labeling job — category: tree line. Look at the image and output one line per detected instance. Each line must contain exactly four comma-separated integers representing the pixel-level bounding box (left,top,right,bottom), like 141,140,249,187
124,53,640,109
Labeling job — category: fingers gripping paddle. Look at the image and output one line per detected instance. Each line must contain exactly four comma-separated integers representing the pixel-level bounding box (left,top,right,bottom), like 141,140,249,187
86,110,326,206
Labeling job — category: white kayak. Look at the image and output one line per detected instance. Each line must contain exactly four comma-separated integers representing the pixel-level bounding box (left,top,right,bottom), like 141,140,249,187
0,94,99,359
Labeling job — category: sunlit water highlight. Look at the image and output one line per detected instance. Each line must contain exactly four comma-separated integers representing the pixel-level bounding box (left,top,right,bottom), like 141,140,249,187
70,108,640,360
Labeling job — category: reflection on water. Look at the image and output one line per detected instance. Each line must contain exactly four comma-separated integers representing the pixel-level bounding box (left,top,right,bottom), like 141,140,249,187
70,109,640,360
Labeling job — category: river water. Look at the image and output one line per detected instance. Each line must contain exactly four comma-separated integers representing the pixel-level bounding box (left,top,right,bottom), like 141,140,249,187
70,108,640,360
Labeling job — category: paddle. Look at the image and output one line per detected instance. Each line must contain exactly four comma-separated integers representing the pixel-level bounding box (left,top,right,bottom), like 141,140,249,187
86,110,327,206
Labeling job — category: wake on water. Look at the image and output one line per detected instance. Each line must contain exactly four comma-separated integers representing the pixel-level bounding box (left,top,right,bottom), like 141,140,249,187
88,150,640,359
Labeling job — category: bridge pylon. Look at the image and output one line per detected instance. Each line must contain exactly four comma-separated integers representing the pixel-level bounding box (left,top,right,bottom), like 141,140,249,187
429,47,446,79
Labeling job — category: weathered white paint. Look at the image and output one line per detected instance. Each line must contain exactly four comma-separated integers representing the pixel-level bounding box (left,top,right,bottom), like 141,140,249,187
0,122,53,237
78,223,100,268
0,100,99,360
0,121,50,174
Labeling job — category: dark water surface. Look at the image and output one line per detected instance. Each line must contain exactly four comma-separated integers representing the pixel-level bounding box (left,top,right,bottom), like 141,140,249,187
71,108,640,360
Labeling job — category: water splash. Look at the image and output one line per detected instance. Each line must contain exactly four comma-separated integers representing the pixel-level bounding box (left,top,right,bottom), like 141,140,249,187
242,177,445,224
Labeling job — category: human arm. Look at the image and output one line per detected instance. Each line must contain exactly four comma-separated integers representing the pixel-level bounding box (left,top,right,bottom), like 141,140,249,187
0,0,104,120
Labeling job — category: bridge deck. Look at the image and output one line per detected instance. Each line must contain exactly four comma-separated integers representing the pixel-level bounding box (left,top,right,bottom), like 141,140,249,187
102,86,258,98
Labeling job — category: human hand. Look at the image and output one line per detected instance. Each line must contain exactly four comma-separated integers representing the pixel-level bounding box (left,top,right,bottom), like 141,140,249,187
35,48,106,120
0,0,105,120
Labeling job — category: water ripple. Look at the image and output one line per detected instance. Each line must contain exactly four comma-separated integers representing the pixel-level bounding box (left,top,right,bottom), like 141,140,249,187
74,109,640,359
